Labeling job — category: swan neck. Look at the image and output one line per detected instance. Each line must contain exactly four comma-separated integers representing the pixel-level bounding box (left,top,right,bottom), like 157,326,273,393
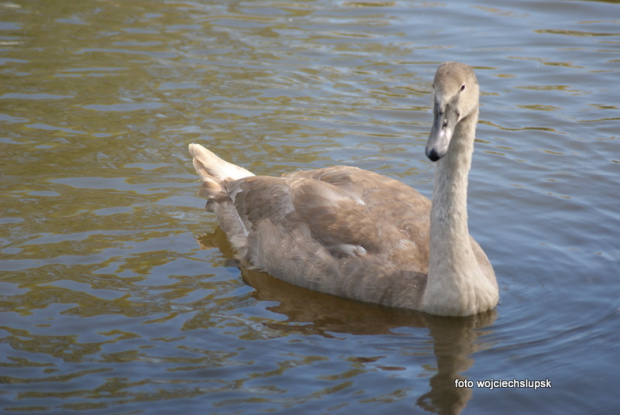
424,111,483,315
431,112,477,235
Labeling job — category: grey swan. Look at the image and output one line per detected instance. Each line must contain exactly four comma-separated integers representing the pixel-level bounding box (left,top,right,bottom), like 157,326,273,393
189,62,499,316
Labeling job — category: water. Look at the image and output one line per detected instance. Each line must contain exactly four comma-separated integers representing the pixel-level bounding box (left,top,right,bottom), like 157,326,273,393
1,0,619,413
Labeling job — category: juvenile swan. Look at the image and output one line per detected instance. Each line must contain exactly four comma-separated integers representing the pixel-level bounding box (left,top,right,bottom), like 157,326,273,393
189,62,499,316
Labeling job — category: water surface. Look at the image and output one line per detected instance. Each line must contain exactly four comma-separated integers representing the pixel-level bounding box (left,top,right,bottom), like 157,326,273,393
1,0,619,414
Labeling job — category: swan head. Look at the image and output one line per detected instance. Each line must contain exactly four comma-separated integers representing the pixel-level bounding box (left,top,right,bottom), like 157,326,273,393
425,62,480,162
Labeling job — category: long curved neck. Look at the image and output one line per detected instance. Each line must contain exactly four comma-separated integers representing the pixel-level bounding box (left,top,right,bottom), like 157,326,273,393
422,109,483,316
431,111,477,250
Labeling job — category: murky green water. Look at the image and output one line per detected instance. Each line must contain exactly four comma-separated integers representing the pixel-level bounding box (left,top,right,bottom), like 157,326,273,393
1,0,619,414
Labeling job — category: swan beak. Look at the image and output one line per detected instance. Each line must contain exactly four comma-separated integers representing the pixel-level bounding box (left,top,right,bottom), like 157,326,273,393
426,108,457,162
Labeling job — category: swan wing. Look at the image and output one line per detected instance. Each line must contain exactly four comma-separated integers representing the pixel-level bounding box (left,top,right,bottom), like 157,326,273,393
223,166,430,269
207,166,429,308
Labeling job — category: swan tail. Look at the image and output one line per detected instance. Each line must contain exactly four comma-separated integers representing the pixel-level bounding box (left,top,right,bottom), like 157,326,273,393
188,143,254,199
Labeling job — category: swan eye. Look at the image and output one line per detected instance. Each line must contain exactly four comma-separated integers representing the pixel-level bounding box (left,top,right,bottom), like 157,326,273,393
460,84,466,92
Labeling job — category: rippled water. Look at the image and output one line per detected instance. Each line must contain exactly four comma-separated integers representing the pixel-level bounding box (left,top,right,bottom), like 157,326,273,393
1,0,619,414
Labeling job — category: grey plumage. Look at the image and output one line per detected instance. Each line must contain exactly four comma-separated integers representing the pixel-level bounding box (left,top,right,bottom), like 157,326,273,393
189,62,499,316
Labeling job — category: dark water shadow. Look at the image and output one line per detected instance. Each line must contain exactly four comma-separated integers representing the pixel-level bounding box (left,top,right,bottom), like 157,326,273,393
197,228,496,415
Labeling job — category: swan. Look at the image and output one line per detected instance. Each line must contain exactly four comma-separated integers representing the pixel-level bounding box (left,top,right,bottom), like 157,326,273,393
189,62,499,316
